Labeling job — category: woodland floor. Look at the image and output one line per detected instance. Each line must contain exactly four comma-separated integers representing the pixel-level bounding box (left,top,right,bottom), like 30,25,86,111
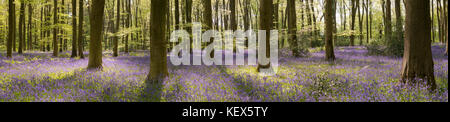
0,45,447,102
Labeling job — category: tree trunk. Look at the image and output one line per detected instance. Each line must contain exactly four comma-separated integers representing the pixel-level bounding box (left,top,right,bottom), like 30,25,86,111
148,0,169,81
53,0,58,57
78,0,84,58
358,0,364,45
257,0,273,72
385,0,392,44
186,0,192,52
113,0,120,57
28,3,32,51
71,0,78,57
288,0,300,57
395,0,403,41
350,0,357,46
18,1,24,54
402,0,436,90
230,0,236,31
325,0,336,61
7,0,14,58
175,0,180,30
87,0,106,70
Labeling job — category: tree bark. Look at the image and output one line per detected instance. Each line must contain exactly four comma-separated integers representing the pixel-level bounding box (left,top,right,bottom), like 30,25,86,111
87,0,106,70
402,0,436,90
113,0,120,57
350,0,357,46
230,0,236,31
18,1,24,54
325,0,336,61
71,0,78,58
385,0,392,44
78,0,84,58
148,0,169,81
395,0,403,41
257,0,273,72
28,3,32,51
53,0,58,57
7,0,15,58
288,0,300,57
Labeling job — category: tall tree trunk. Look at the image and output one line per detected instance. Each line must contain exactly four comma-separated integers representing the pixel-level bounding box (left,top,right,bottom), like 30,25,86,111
186,0,192,52
203,0,213,57
124,0,130,53
402,0,436,90
230,0,236,31
310,0,318,37
395,0,403,41
78,0,84,58
113,0,120,57
385,0,392,44
71,0,78,58
350,0,357,46
365,0,369,43
12,1,16,53
53,0,58,57
358,0,364,45
148,0,169,81
431,0,435,43
18,1,24,54
175,0,180,30
325,0,336,61
288,0,301,57
28,3,32,51
87,0,106,70
257,0,273,72
7,0,15,58
305,0,312,37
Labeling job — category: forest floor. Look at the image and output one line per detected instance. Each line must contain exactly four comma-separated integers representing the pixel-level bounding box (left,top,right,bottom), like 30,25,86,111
0,45,447,102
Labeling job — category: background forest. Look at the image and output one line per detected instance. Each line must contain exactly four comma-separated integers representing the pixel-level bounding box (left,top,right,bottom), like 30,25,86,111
0,0,448,102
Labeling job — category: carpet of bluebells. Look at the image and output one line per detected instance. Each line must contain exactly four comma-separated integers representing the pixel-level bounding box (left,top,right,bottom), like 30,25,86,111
0,45,447,102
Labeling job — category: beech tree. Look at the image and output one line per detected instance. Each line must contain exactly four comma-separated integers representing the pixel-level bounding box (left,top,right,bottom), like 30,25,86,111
71,0,78,58
257,0,273,72
7,0,15,58
325,0,335,61
87,0,106,70
148,0,169,81
53,0,58,57
78,0,84,58
401,0,436,90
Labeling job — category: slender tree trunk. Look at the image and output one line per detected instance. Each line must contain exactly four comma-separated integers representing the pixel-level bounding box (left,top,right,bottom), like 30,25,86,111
113,0,120,57
402,0,436,90
7,0,15,58
325,0,336,61
53,0,58,57
28,3,32,51
78,0,84,58
257,0,273,72
18,1,24,54
71,0,78,57
288,0,301,57
175,0,180,30
395,0,403,42
12,1,16,53
365,0,369,43
385,0,392,44
186,0,192,52
358,0,364,45
87,0,106,70
350,0,357,46
230,0,236,31
148,0,169,81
